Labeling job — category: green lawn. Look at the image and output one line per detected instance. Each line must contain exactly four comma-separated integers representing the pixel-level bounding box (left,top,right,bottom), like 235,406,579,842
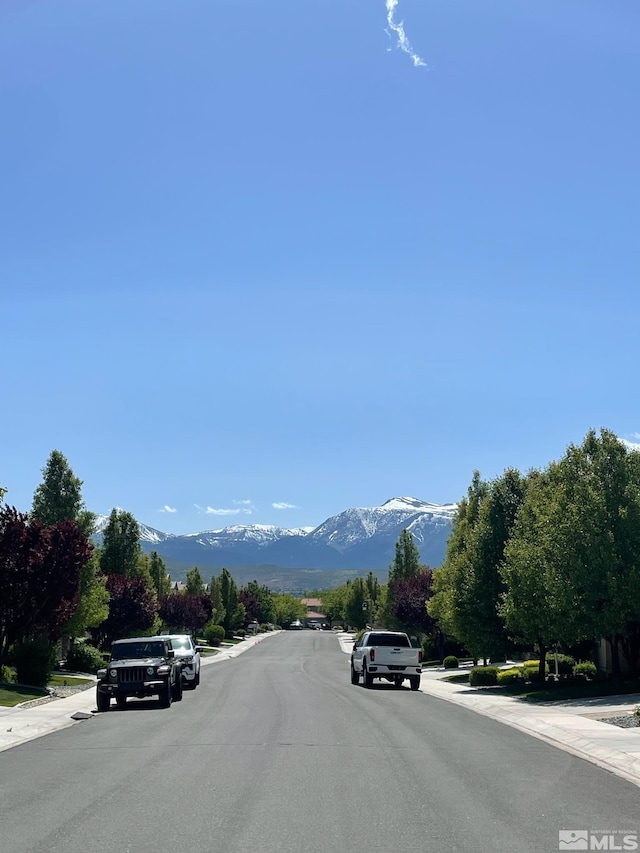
0,674,93,707
48,674,92,688
0,683,48,707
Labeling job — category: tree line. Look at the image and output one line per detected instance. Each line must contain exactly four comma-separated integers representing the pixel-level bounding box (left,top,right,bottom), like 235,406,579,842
0,450,306,682
428,428,640,681
5,427,637,685
315,428,640,684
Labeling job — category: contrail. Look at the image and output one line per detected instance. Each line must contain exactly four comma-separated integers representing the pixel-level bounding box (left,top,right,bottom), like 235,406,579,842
386,0,426,67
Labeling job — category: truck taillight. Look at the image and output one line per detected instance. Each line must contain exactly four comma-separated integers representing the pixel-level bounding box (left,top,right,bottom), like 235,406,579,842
370,649,375,662
418,650,422,663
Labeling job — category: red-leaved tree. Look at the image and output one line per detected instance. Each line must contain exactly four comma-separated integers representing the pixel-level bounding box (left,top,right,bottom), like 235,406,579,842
389,569,436,636
92,575,158,649
0,506,92,665
158,594,212,636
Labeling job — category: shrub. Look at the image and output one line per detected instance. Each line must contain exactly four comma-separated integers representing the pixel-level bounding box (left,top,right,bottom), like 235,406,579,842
573,661,597,681
522,661,549,682
13,637,57,688
548,653,575,676
64,642,105,674
1,664,13,683
203,622,225,646
443,655,459,669
497,667,522,685
469,666,500,687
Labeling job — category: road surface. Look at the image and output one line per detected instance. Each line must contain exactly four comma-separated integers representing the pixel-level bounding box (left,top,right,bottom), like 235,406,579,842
1,631,638,853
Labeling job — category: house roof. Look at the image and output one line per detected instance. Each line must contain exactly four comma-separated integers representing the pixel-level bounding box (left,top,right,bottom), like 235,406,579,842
300,597,322,607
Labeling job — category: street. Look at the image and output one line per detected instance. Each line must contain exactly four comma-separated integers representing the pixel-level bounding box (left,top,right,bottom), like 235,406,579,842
0,631,638,853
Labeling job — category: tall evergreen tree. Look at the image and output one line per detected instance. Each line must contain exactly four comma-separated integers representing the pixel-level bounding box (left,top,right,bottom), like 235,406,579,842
31,450,95,536
389,529,422,582
149,550,171,598
458,468,529,660
428,471,489,645
185,566,206,596
209,575,226,626
99,509,142,577
219,568,244,635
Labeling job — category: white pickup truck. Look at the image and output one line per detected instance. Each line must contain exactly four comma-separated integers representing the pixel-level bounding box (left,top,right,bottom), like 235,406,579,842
350,630,422,690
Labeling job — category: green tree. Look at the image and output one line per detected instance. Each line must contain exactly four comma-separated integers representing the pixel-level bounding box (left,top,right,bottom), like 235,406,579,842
272,593,305,627
389,529,422,582
453,469,529,661
99,509,142,577
319,585,349,626
501,469,570,677
219,568,245,635
503,430,640,680
148,551,171,598
428,471,489,648
31,450,95,536
185,566,206,596
345,578,368,631
209,575,226,626
63,553,110,639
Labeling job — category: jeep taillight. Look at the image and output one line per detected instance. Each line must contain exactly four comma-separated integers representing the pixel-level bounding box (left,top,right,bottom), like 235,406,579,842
369,649,375,662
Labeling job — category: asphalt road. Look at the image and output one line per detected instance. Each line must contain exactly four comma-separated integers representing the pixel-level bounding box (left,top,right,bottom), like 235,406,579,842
1,632,638,853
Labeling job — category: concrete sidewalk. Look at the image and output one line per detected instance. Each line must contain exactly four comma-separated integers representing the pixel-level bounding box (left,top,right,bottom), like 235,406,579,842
0,634,274,754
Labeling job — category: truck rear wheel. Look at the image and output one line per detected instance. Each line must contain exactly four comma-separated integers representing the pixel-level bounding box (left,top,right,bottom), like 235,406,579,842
394,676,403,688
350,663,359,685
409,675,420,691
363,664,373,689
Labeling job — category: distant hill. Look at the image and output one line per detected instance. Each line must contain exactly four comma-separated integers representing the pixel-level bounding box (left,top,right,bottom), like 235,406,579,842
94,496,457,588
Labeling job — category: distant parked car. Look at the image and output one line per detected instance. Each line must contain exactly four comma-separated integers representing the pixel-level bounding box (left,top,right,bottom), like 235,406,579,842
162,634,202,689
289,620,303,630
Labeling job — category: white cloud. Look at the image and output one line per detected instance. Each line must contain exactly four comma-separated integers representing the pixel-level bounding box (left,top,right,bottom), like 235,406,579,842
159,505,177,513
205,506,252,516
272,502,297,510
385,0,426,67
233,499,253,506
622,438,640,452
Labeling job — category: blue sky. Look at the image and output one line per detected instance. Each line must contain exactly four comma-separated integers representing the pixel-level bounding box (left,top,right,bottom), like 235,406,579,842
2,0,639,535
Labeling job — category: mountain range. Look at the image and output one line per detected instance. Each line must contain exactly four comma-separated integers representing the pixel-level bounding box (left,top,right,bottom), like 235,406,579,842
95,497,456,589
